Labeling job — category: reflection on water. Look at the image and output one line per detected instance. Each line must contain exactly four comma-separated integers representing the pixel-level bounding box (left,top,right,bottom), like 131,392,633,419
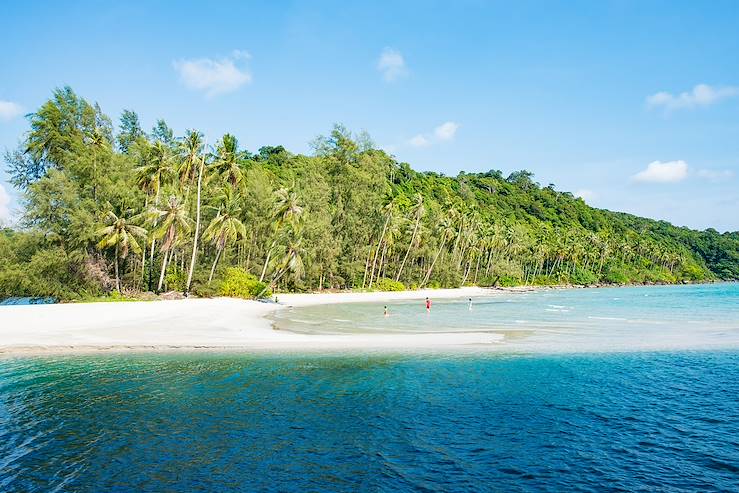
272,283,739,352
1,352,739,492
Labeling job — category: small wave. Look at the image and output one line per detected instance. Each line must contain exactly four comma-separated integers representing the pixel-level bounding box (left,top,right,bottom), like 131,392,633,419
588,316,627,321
288,319,323,325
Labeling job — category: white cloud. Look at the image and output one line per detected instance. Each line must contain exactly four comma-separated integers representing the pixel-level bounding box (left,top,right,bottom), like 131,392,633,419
0,183,11,223
434,121,459,141
633,160,689,183
407,121,460,149
0,101,23,121
646,84,739,111
575,189,597,202
408,134,430,147
173,51,252,97
377,48,408,82
696,168,735,181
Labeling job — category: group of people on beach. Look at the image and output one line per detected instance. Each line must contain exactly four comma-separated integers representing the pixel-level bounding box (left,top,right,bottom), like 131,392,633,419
383,297,473,317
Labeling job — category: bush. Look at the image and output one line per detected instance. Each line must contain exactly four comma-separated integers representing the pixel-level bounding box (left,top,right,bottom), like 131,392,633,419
220,267,272,299
374,278,406,292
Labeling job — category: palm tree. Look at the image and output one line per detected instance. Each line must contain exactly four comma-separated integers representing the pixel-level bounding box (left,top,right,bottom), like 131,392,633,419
178,130,204,195
395,194,424,282
260,188,303,282
136,140,173,291
96,210,147,292
135,141,173,202
421,217,456,287
260,229,305,297
183,134,207,296
210,134,244,188
149,195,192,292
203,187,247,284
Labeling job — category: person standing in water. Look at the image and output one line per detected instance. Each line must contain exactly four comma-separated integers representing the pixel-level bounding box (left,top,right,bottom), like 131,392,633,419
425,297,432,313
384,305,389,317
468,298,473,311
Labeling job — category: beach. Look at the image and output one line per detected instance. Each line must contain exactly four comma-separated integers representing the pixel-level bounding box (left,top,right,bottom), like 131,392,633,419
0,287,499,355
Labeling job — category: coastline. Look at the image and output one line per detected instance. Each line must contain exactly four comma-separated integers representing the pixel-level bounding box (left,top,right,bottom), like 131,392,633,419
0,287,501,356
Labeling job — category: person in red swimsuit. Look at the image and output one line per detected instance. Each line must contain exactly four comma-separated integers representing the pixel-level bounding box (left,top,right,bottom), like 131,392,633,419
425,297,432,312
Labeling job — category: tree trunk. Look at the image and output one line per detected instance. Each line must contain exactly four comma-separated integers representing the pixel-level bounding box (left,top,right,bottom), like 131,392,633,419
395,215,420,282
157,248,170,292
185,150,205,295
114,243,121,293
259,244,274,283
368,213,391,289
421,240,446,287
208,247,223,284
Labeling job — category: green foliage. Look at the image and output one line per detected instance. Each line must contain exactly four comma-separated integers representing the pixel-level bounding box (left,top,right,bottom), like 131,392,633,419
220,267,272,299
1,88,737,302
374,278,406,292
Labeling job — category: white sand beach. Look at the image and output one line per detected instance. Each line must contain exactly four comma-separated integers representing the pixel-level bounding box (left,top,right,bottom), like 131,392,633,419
0,287,501,355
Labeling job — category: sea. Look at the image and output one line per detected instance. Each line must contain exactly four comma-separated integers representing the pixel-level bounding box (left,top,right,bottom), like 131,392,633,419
1,283,738,492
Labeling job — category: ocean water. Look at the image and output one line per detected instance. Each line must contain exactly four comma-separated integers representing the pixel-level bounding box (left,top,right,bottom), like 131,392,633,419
273,283,739,352
1,284,739,492
2,352,739,492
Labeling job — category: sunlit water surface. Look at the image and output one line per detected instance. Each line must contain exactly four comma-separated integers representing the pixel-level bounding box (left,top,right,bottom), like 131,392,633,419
273,283,739,352
1,284,738,492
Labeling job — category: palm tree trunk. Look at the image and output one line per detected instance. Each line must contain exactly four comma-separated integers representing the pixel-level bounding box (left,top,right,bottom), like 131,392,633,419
185,151,206,294
259,244,274,282
114,243,121,293
157,248,170,293
208,247,223,284
395,216,420,282
422,240,446,287
368,214,391,288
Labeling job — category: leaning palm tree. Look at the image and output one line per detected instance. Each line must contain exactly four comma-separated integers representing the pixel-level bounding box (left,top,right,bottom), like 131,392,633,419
96,210,147,293
203,187,247,284
209,134,244,188
149,195,192,292
259,229,305,297
395,194,424,282
421,216,456,287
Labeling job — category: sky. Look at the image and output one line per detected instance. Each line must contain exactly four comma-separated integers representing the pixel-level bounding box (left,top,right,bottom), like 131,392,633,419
1,0,738,231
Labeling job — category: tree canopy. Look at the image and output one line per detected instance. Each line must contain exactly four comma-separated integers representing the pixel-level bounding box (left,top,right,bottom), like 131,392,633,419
2,87,737,300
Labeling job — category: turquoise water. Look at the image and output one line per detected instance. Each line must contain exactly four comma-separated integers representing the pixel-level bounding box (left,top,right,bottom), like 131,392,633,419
273,283,739,352
2,284,739,491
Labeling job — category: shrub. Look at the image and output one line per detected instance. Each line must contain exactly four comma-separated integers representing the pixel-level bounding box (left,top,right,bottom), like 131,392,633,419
220,267,272,299
375,278,406,292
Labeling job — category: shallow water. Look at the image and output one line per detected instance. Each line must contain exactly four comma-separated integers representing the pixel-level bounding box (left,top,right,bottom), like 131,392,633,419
273,283,739,352
1,351,739,492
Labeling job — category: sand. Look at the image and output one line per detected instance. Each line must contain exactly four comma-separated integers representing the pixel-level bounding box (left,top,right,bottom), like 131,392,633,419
0,287,502,355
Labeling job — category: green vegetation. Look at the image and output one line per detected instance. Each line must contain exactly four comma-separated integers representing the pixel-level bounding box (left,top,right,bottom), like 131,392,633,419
2,87,737,300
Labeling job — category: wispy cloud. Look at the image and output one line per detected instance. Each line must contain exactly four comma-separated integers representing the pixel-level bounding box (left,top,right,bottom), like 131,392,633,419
0,183,12,223
408,134,430,148
0,101,23,121
633,160,689,183
434,121,459,141
408,121,460,148
377,48,408,82
646,84,739,111
696,168,735,181
173,50,252,97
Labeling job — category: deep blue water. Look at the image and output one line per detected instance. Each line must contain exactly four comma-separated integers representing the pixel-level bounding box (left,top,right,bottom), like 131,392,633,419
2,351,739,492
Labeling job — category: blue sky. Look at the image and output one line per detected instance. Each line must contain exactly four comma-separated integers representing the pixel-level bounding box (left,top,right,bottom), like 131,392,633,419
1,0,738,231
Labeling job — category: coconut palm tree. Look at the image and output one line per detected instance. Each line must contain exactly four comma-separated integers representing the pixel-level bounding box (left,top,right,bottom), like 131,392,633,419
421,216,456,287
96,210,147,292
210,134,244,188
203,187,247,284
135,141,173,202
395,194,424,282
178,130,204,195
259,188,304,282
149,195,192,292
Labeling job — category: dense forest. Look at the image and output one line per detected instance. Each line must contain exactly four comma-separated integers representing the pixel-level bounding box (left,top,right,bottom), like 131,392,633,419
1,87,737,300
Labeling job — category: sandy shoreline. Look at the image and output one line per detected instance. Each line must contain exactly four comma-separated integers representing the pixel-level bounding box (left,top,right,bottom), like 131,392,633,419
0,287,502,355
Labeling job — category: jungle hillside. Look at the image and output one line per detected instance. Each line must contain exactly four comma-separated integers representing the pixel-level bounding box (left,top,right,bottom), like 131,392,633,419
2,88,737,300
